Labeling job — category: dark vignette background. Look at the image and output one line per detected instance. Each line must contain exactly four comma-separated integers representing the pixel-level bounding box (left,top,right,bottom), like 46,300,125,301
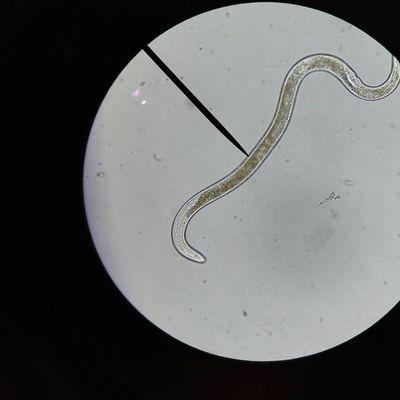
1,0,400,399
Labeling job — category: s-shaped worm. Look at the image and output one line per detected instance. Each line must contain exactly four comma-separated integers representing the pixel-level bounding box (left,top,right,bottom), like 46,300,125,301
172,53,400,263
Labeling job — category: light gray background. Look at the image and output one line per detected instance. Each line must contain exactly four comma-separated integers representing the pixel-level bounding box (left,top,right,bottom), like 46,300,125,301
83,3,400,361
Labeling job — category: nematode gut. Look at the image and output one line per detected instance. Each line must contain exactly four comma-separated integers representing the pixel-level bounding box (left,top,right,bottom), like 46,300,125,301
172,53,400,263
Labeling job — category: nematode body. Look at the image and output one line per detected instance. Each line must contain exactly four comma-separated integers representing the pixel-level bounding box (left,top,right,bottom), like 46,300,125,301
172,54,400,263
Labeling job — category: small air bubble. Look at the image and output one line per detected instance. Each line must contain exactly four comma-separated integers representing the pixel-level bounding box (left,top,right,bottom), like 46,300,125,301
97,171,105,178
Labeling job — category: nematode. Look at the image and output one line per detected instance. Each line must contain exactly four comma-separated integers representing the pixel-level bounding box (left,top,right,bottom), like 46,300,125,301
172,53,400,263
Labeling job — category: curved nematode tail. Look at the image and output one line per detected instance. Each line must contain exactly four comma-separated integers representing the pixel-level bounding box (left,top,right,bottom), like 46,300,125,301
172,54,400,263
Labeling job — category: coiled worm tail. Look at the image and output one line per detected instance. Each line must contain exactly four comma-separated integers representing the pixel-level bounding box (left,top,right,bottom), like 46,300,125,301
172,53,400,263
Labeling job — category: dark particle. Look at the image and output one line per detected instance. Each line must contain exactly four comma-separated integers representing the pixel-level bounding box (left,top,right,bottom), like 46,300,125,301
140,81,146,86
242,310,248,317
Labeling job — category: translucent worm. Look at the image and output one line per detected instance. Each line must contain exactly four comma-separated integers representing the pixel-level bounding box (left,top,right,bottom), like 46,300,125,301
172,53,400,263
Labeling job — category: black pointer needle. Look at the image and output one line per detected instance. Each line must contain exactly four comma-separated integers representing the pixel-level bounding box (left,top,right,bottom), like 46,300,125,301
143,45,249,157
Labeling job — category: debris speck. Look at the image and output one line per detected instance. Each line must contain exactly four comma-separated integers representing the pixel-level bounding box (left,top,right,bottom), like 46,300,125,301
343,178,355,186
319,317,324,322
153,154,163,162
330,209,338,218
140,81,146,86
319,191,340,206
384,280,388,285
225,11,230,17
242,310,248,317
96,171,105,178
